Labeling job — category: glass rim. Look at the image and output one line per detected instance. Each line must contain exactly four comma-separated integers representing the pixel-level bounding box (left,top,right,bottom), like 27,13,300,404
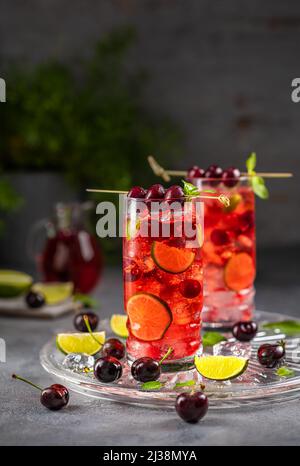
188,176,249,182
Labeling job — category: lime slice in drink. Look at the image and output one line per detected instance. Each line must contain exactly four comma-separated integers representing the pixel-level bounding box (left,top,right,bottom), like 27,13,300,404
194,355,248,381
56,331,105,355
151,241,195,274
32,282,73,305
110,314,129,338
0,270,33,298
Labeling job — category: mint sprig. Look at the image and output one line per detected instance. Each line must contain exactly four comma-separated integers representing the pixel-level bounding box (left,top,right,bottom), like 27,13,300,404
262,320,300,336
141,381,164,391
73,293,99,309
202,332,227,348
182,180,216,199
246,152,269,200
174,380,196,389
276,366,295,378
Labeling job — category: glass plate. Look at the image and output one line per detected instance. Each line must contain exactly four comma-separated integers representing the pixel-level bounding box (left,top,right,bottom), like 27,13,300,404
40,310,300,409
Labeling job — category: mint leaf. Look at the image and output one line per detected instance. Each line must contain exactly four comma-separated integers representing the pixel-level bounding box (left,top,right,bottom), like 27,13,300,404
202,332,227,348
174,380,196,389
182,180,199,197
262,320,300,336
141,381,164,391
276,366,295,378
73,293,99,309
251,176,269,200
246,152,256,173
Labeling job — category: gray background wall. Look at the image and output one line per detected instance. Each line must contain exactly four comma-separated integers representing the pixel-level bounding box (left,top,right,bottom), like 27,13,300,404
0,0,299,247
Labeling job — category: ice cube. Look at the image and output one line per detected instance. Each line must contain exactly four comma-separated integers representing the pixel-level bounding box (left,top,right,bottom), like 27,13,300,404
213,340,252,359
62,353,95,373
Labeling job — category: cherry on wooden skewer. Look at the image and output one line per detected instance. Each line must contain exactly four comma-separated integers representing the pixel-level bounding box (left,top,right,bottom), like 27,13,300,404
12,374,69,410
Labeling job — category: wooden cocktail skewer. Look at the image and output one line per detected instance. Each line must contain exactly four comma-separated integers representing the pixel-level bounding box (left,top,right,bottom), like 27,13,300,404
147,155,293,183
86,188,230,207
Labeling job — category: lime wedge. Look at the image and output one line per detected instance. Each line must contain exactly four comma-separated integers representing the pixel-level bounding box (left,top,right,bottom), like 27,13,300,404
32,282,73,305
110,314,129,338
56,331,105,355
194,355,248,381
0,270,33,298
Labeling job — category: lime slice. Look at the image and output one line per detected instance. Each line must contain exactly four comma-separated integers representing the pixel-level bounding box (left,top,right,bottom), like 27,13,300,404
194,355,248,381
56,331,105,355
110,314,129,338
223,194,242,213
32,282,73,305
0,270,33,298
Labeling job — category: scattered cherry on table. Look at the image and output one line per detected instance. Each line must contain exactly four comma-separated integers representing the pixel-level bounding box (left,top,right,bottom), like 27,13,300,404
12,374,69,410
175,391,208,423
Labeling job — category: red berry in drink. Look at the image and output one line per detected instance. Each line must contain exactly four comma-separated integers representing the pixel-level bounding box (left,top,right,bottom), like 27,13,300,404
179,279,202,298
145,184,165,200
232,321,258,342
175,391,208,423
222,167,241,188
123,259,141,282
187,166,205,179
164,185,184,200
26,291,45,308
204,164,223,186
94,356,122,383
74,311,99,332
131,357,161,382
239,210,254,233
102,338,125,360
257,341,285,368
12,374,69,410
211,229,230,246
127,186,146,199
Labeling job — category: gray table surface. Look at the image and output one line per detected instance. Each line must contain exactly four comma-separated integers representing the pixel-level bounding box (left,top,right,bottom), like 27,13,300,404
1,249,300,446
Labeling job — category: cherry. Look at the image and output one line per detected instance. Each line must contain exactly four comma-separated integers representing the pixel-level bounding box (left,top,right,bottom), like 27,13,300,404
102,338,125,360
94,356,122,383
123,259,141,282
145,184,165,200
74,311,99,332
257,341,285,368
210,229,230,246
179,279,202,298
12,374,69,411
204,164,223,186
127,186,146,199
131,357,161,382
232,321,258,342
187,166,205,179
164,185,184,201
239,210,254,233
175,391,208,423
131,347,173,382
25,291,45,309
222,167,241,188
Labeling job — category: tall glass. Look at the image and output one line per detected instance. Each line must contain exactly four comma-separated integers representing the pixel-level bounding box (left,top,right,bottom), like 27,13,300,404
190,177,256,327
123,196,204,370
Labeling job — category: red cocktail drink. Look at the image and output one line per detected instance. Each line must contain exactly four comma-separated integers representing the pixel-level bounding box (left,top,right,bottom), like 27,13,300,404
123,196,204,369
190,177,256,327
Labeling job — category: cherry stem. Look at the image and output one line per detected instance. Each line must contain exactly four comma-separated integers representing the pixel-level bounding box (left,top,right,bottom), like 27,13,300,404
83,315,102,346
12,374,42,391
159,347,173,365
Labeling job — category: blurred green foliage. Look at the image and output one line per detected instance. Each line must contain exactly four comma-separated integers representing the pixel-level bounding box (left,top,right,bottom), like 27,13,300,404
0,26,182,191
0,26,182,257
